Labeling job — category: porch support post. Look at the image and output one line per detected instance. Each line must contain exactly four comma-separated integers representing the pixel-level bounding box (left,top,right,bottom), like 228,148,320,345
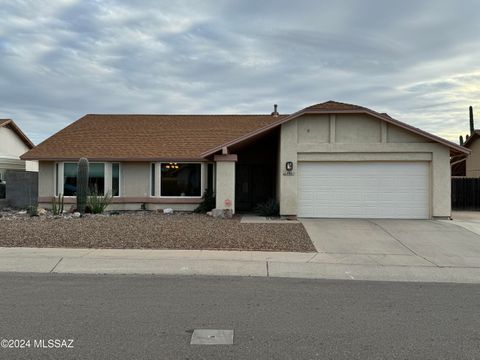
214,154,237,213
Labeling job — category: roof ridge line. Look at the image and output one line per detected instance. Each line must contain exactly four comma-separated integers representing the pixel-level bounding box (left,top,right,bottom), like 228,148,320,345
84,113,289,117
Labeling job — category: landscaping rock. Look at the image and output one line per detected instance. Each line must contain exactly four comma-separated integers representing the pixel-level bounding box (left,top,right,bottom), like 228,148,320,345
0,212,314,252
72,212,81,218
163,208,174,215
211,209,233,219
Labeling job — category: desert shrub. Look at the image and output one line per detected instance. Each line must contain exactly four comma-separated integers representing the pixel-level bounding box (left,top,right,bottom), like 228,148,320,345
51,194,64,216
254,198,279,217
194,189,216,213
87,191,113,214
27,205,38,217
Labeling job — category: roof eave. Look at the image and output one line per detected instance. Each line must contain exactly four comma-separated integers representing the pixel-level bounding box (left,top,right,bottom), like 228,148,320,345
19,156,208,162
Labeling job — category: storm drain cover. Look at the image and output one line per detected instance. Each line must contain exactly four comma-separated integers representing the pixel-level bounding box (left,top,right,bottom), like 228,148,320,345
190,329,234,345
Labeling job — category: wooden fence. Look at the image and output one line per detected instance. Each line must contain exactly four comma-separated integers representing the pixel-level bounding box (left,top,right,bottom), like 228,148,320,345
452,177,480,210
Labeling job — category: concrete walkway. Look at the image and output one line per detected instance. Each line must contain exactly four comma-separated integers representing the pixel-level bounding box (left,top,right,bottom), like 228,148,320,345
3,245,480,283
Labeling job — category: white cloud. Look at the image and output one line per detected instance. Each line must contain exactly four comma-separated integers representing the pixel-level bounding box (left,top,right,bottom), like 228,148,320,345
0,0,479,144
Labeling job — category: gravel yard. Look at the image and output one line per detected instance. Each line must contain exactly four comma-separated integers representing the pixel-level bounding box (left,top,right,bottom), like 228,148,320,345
0,212,315,252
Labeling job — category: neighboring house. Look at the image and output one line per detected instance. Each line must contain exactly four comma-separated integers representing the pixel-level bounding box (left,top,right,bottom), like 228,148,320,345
21,101,468,219
0,119,37,182
451,106,479,177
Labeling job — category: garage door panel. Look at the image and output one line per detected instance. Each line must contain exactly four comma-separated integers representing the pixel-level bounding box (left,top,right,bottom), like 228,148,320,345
298,162,429,219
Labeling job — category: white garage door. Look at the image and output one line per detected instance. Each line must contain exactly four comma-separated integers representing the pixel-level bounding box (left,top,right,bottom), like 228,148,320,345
298,162,429,219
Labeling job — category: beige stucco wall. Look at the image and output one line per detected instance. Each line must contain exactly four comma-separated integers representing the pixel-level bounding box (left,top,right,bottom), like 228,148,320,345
279,113,452,218
25,161,38,172
38,161,55,197
466,139,480,177
336,114,381,143
215,160,235,212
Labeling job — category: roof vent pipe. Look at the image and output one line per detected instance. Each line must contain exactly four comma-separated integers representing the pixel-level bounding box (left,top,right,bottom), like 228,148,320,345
271,104,279,117
470,106,474,135
459,135,464,146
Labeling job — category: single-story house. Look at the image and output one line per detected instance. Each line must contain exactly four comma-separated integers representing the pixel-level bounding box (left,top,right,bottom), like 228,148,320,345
0,119,37,182
21,101,468,219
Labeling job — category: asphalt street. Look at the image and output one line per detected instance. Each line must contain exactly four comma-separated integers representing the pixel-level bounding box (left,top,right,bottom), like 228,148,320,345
0,273,479,359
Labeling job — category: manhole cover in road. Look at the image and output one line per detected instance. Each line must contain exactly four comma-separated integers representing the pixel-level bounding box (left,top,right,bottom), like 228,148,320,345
190,329,234,345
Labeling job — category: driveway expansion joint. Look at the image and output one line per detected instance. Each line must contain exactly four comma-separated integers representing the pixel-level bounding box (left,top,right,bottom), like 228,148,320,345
49,257,63,273
367,220,440,268
306,253,319,263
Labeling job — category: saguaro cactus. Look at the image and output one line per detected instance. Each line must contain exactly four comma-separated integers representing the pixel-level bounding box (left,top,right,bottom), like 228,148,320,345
77,157,89,214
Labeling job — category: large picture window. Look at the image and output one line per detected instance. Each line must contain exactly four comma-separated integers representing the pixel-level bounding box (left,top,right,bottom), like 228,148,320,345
63,163,77,196
62,162,105,196
88,163,105,195
161,163,201,197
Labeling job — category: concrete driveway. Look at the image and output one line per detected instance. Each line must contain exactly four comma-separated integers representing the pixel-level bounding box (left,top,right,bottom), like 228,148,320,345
300,218,480,268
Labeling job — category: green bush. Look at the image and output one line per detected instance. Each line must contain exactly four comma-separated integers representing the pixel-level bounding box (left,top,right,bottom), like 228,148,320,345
194,189,216,213
87,191,113,214
254,199,279,217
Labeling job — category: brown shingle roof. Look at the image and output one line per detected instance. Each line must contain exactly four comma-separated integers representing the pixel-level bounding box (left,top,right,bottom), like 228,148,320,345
0,119,34,149
21,100,470,160
304,100,367,112
21,114,286,161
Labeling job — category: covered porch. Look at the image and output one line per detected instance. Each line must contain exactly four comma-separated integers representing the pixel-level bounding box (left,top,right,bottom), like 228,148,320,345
212,128,280,215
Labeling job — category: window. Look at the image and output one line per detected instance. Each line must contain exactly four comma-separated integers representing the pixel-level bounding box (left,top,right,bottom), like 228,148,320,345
161,163,201,197
88,163,105,195
112,163,120,196
62,162,105,196
150,163,156,196
63,163,77,196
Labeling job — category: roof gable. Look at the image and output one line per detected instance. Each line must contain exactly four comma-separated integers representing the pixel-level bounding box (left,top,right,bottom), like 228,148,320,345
0,119,34,149
201,101,469,156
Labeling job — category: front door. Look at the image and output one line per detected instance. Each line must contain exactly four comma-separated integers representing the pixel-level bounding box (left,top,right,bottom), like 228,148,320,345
235,164,274,212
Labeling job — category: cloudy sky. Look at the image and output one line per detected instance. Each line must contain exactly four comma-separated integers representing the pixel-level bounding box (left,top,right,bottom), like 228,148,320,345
1,0,479,144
